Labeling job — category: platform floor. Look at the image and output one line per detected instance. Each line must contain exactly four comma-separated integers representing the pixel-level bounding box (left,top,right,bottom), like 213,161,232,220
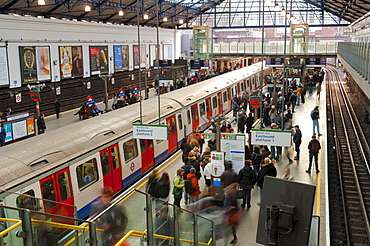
42,84,327,245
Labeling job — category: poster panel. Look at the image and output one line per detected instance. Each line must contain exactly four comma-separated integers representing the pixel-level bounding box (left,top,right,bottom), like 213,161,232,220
114,45,123,71
140,45,146,67
122,45,129,70
3,123,12,142
163,44,172,60
71,46,83,77
0,47,9,86
12,120,27,140
90,46,108,75
36,46,51,81
133,45,146,68
19,46,37,83
27,117,35,135
133,45,139,67
60,46,72,78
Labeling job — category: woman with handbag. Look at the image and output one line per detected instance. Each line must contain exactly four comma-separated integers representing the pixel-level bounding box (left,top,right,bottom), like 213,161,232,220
173,169,185,208
224,183,241,244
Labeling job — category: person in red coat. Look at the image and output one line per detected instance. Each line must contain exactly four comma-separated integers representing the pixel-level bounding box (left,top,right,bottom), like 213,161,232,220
187,168,200,204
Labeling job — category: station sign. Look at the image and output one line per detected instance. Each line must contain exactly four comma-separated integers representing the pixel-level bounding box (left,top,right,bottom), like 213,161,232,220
250,96,262,108
132,124,168,140
251,129,292,147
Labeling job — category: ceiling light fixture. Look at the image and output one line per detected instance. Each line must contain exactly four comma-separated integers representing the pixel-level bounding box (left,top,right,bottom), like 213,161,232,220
85,5,91,12
179,19,184,24
163,17,168,22
38,0,46,5
143,14,149,20
118,10,124,16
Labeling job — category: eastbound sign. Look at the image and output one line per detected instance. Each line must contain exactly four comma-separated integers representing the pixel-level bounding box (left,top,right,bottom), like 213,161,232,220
133,124,168,140
251,129,292,147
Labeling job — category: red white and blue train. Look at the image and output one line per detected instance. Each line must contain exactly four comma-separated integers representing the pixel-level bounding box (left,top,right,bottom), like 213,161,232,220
0,62,269,220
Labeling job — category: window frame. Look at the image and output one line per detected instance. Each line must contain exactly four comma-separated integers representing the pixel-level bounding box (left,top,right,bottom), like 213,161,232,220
76,158,99,191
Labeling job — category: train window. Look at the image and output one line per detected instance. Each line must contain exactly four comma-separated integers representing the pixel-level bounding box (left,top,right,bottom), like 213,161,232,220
76,158,98,191
206,100,211,112
100,151,110,176
191,105,199,121
140,140,147,152
172,117,177,133
247,79,250,88
237,84,240,94
123,139,138,162
178,115,183,130
57,171,72,201
187,110,191,125
199,102,205,116
217,94,222,105
111,146,121,170
223,91,227,102
16,190,37,210
41,179,56,210
231,88,235,97
212,96,217,109
227,89,231,101
148,140,153,149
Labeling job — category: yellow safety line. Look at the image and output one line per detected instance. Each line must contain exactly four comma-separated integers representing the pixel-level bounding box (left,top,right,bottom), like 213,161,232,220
0,221,22,237
63,232,83,246
118,152,182,204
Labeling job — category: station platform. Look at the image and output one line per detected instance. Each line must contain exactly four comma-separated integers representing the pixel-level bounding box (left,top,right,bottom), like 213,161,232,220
33,77,327,245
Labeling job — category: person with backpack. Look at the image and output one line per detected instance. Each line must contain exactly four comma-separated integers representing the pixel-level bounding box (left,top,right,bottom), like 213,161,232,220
251,146,262,177
185,168,200,204
311,106,322,136
181,158,192,205
306,135,321,173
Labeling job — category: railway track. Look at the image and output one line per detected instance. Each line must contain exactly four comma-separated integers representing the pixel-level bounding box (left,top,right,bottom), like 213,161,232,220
326,66,370,245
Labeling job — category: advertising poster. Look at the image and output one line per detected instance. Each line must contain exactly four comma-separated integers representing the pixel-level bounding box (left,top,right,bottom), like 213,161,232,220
36,46,51,81
140,45,146,67
133,45,139,67
3,123,12,142
114,45,123,71
90,46,108,75
122,45,129,70
133,45,146,68
12,120,27,140
19,46,37,83
27,117,35,135
60,46,72,78
71,46,83,77
0,47,9,86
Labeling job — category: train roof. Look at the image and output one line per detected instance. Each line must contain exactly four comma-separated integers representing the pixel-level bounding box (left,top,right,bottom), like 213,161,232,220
0,96,180,190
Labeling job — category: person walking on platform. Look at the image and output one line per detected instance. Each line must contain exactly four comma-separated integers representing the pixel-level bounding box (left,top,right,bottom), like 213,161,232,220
293,125,302,160
311,106,322,136
306,135,321,173
283,119,294,164
238,160,256,209
186,168,200,204
181,158,192,205
251,147,262,177
173,168,185,208
316,82,322,100
220,162,239,188
257,158,277,205
224,183,240,244
53,99,61,119
37,114,46,135
0,123,6,147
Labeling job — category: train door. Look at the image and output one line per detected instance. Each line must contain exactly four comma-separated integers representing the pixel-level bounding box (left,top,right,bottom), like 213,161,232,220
217,92,223,115
40,167,74,218
190,104,200,131
205,98,212,123
237,83,241,95
166,115,178,154
212,96,218,117
177,113,185,147
140,139,154,173
99,144,123,193
227,88,232,110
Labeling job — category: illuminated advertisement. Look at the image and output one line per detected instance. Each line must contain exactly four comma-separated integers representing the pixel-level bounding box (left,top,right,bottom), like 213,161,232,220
27,117,35,135
114,45,123,71
90,46,108,75
19,46,37,83
133,45,146,68
3,123,12,142
0,47,9,86
36,46,51,81
60,46,83,78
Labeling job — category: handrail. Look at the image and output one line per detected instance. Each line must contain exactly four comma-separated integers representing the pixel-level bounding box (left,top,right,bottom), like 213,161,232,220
0,221,22,237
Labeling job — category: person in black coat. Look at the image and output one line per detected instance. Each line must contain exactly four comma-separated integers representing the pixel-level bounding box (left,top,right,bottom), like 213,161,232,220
245,113,254,134
293,125,302,160
180,138,192,162
0,122,6,147
37,114,46,135
238,160,256,209
257,158,277,204
53,99,61,119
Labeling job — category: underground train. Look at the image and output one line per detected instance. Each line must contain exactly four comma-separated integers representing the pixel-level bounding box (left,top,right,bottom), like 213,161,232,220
0,62,270,222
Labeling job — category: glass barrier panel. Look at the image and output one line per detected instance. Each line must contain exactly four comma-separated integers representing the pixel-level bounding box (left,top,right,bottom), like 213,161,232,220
151,198,175,246
197,215,213,245
178,209,194,245
309,215,320,246
0,207,24,246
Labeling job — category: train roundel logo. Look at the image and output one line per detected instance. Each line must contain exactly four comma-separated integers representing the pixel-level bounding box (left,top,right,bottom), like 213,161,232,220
130,162,135,171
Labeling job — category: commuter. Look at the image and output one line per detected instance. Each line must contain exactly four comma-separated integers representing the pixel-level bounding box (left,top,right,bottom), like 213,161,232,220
308,79,315,95
92,103,103,115
188,151,201,179
299,84,306,103
296,86,301,106
224,183,240,244
262,104,270,127
238,160,256,209
173,168,185,208
220,162,239,188
257,158,277,205
53,99,61,119
283,118,294,164
293,125,302,160
147,168,160,197
37,114,46,135
0,122,6,147
207,138,216,152
232,99,239,117
186,168,200,204
237,111,246,133
289,91,297,113
281,167,293,180
311,106,321,136
5,108,11,116
277,92,284,113
187,130,201,149
245,112,254,134
180,137,192,162
0,112,6,121
269,105,277,124
84,166,94,184
156,172,171,202
124,86,131,100
316,82,322,100
284,109,293,121
261,146,271,161
306,135,321,173
181,158,192,205
112,93,118,110
90,187,128,246
251,146,262,177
